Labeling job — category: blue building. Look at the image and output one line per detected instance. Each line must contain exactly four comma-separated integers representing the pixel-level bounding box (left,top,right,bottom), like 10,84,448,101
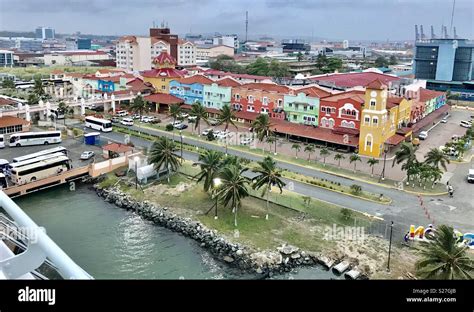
77,39,92,50
0,50,13,67
169,75,213,105
35,26,55,40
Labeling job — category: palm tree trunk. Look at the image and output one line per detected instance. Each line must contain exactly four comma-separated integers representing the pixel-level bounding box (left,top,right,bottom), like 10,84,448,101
338,159,341,167
234,205,238,227
295,150,298,159
371,166,374,177
266,182,270,220
353,163,356,173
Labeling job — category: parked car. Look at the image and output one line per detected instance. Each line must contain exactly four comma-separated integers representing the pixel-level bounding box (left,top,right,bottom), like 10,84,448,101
111,117,120,123
131,114,141,119
208,118,220,126
240,137,253,145
441,117,448,123
170,121,182,127
121,118,134,126
468,169,474,183
141,116,155,123
174,123,188,130
80,151,95,160
460,120,472,128
418,131,428,140
188,116,197,122
116,110,128,117
202,128,213,136
216,131,230,139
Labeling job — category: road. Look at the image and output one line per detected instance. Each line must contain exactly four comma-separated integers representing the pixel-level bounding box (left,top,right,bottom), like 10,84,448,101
80,123,474,234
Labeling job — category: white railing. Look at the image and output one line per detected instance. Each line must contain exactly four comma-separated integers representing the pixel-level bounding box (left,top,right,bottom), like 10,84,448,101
0,191,93,279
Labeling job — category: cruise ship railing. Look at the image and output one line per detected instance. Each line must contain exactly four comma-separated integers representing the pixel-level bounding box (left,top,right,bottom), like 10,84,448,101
0,191,93,279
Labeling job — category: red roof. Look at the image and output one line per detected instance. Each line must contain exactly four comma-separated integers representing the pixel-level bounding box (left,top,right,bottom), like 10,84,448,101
141,68,184,79
103,143,133,153
0,98,17,106
385,134,406,146
216,77,241,87
387,96,404,109
239,83,291,93
177,75,214,85
144,93,184,105
234,111,260,121
309,72,400,88
366,79,387,90
418,88,446,102
204,69,271,81
320,90,365,103
153,51,176,65
0,116,30,128
295,85,332,98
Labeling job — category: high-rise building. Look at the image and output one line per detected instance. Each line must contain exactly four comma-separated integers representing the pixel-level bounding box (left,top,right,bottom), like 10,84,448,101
414,38,474,82
212,35,239,52
0,50,14,67
35,26,55,40
77,39,92,50
149,27,178,60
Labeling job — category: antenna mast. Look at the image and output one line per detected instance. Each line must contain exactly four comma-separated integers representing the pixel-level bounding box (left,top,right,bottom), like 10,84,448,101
245,11,248,43
450,0,456,34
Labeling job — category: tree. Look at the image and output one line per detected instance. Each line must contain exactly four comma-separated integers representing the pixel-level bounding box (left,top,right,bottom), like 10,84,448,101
319,148,330,166
454,140,467,159
193,150,224,193
266,135,276,154
304,144,316,161
57,101,73,125
389,55,398,65
252,114,274,145
33,76,45,98
217,104,237,131
349,154,361,172
296,52,304,62
367,158,379,177
130,95,148,119
190,101,208,136
350,184,362,195
252,156,286,220
292,143,301,159
374,56,389,68
149,137,181,183
393,142,418,182
334,153,345,167
415,225,473,279
217,165,250,227
425,148,450,171
1,79,15,89
168,104,182,125
27,93,39,106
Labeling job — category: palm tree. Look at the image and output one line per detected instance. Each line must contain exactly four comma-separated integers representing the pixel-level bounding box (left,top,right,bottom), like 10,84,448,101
415,225,474,280
190,101,208,136
428,166,443,188
304,144,316,161
454,140,467,159
405,161,421,187
349,154,361,173
57,101,73,125
393,142,417,182
218,104,237,131
334,153,345,167
217,165,250,227
221,155,243,170
130,95,148,119
367,158,379,177
252,156,286,220
292,143,301,159
168,103,182,126
319,148,330,166
149,137,181,183
253,114,274,144
33,76,45,98
193,150,224,193
425,148,450,171
266,135,277,154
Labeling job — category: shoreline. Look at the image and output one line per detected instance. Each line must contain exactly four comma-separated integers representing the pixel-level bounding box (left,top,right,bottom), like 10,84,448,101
92,181,369,279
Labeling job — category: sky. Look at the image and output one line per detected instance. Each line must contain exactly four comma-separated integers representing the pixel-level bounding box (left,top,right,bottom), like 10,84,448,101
0,0,473,41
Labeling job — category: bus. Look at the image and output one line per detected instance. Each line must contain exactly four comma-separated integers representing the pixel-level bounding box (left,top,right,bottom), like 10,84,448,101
85,116,112,132
9,131,62,147
6,152,66,176
10,155,71,185
0,134,4,148
12,146,68,163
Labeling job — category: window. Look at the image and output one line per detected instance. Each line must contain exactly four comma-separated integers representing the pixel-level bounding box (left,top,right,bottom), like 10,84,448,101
321,107,326,112
293,115,297,120
161,85,166,90
289,103,292,107
329,118,335,128
331,108,336,113
248,95,254,103
370,100,376,108
364,116,370,125
235,94,240,100
309,106,313,110
277,99,283,106
372,117,378,125
262,97,268,105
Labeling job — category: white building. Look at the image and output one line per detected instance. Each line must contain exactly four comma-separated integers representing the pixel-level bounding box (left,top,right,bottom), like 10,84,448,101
43,51,110,66
213,35,239,51
196,44,234,61
177,39,196,67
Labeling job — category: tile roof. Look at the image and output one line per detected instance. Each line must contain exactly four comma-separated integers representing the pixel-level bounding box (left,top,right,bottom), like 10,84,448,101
418,87,446,102
386,96,404,109
0,116,29,128
153,51,176,65
83,73,135,83
176,75,214,85
320,90,365,103
309,72,400,88
144,93,184,105
366,79,387,90
295,85,332,98
103,143,133,153
204,69,271,81
239,82,291,93
0,98,18,106
215,77,241,87
141,68,184,79
385,134,406,145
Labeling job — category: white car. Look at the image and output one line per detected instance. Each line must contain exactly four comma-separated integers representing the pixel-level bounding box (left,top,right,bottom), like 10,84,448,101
418,131,428,140
217,131,230,139
141,116,155,123
240,137,253,145
202,128,213,136
121,118,134,126
80,151,95,160
460,120,472,128
116,110,128,117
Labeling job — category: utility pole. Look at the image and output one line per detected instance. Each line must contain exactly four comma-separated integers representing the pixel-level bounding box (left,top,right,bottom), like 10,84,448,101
245,11,248,43
450,0,456,35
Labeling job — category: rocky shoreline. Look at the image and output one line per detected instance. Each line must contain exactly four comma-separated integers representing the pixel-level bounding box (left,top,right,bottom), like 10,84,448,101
94,183,366,279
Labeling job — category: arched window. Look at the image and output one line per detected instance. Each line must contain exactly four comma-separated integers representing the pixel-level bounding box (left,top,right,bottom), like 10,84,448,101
321,117,328,128
372,116,378,126
328,118,335,128
365,134,373,152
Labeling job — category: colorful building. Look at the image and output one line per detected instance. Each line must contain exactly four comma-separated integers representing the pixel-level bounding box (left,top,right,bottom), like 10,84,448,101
284,86,331,126
142,51,184,93
203,78,241,110
231,83,291,120
319,90,365,131
169,75,213,104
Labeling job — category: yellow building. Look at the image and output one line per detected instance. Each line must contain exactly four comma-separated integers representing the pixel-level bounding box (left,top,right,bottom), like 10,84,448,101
142,51,184,94
359,80,412,158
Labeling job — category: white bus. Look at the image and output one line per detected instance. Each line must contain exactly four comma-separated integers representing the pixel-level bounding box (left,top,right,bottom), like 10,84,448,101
12,146,68,163
6,152,66,176
10,155,71,185
9,131,62,147
0,135,4,149
85,116,112,132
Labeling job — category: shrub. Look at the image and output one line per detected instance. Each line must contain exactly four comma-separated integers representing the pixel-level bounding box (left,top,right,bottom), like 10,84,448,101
340,208,353,221
165,124,174,131
350,184,362,195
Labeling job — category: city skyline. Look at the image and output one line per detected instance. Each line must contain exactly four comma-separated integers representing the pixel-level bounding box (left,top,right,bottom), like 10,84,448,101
0,0,473,41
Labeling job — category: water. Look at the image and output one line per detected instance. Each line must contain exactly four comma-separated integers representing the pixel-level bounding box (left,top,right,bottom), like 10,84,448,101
13,184,337,279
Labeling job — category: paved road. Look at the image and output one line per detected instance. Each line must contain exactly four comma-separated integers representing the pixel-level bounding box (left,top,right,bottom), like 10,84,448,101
81,124,474,233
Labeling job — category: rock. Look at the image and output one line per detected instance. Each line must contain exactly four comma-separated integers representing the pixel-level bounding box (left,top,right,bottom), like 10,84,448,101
223,256,234,263
256,268,263,274
278,244,299,255
290,253,301,259
236,249,243,256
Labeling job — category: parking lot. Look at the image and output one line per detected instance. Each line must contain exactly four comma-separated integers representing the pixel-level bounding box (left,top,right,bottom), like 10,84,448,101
0,135,106,169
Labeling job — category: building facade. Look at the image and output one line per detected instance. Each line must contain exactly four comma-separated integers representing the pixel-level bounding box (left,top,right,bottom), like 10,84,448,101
116,36,152,72
149,27,178,60
177,39,196,67
169,75,213,104
203,78,240,110
196,45,234,61
35,26,55,40
319,90,365,130
142,51,184,93
284,86,331,126
0,50,13,67
213,35,239,52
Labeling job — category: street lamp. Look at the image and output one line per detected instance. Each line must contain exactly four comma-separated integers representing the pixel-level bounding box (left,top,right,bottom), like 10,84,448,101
179,130,183,162
379,145,388,182
212,178,222,220
387,221,394,271
134,156,139,190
